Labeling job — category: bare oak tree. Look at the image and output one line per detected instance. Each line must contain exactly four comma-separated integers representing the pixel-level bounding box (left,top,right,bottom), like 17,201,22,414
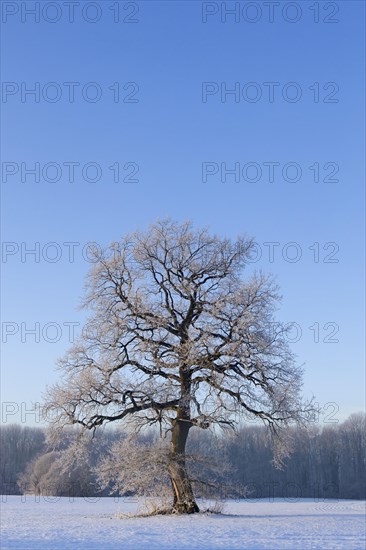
45,219,313,513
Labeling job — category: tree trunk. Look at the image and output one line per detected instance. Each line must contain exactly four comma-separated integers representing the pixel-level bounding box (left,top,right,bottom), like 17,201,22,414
168,418,199,514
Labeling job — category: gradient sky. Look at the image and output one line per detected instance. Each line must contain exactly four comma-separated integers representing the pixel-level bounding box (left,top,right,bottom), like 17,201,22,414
1,0,365,426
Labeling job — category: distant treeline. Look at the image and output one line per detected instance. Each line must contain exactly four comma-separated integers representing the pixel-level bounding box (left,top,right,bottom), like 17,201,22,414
1,413,365,500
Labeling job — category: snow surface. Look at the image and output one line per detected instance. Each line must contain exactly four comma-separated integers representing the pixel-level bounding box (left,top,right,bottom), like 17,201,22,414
1,496,365,549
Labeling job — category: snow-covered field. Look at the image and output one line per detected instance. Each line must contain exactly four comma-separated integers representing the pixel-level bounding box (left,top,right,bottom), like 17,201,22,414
1,496,365,550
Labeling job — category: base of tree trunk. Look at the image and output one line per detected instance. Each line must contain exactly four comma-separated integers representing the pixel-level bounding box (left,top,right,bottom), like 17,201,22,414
172,501,200,514
133,501,200,517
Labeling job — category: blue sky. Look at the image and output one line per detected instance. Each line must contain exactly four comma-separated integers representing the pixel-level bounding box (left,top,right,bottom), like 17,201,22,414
1,0,365,425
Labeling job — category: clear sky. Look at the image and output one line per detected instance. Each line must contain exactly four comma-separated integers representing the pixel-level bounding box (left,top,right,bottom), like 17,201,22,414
1,0,365,426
